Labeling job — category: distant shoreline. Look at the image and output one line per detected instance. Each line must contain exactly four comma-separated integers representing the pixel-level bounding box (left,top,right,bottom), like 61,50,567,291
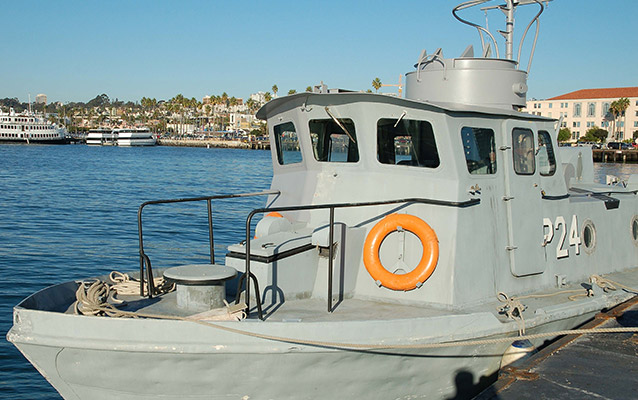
157,138,270,150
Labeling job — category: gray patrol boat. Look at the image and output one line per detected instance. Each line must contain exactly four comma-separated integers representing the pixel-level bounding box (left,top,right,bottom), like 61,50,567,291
8,1,638,399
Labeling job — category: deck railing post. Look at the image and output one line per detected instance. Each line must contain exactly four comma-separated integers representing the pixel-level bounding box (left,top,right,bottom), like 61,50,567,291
328,207,334,313
137,205,146,297
245,211,255,317
207,199,215,264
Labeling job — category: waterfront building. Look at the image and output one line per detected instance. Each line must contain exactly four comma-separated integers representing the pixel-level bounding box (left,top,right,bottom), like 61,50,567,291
228,112,255,132
249,92,267,104
524,87,638,142
35,94,47,104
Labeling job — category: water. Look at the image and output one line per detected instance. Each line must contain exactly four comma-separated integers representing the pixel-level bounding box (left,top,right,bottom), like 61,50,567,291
1,144,637,399
0,144,272,399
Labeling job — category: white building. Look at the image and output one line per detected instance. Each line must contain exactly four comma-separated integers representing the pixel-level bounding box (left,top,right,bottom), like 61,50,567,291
525,87,638,142
35,94,47,104
250,92,267,104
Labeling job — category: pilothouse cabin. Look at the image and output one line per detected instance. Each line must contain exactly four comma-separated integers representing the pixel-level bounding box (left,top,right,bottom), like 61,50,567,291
248,90,595,309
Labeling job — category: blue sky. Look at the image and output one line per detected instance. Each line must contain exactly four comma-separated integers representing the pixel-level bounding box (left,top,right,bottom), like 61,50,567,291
2,0,636,104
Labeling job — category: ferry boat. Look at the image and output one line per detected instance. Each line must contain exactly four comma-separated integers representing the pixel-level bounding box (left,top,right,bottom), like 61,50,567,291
85,128,115,146
115,127,156,146
7,1,638,399
0,107,67,144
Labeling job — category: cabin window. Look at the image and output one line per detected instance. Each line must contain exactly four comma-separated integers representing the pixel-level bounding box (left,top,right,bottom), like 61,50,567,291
512,128,535,175
460,127,496,174
273,122,302,165
309,119,359,162
377,119,439,168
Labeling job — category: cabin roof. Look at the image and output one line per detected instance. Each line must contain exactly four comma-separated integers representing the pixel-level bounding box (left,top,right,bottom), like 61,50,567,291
256,92,554,122
549,87,638,101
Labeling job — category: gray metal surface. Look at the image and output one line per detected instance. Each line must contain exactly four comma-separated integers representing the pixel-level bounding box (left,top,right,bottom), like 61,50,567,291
164,264,237,311
476,296,638,400
163,264,237,283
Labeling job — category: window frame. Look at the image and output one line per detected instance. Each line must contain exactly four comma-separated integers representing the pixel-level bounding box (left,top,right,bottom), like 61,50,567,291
512,128,536,176
308,118,359,163
537,130,556,177
375,117,440,169
273,121,303,166
460,126,497,175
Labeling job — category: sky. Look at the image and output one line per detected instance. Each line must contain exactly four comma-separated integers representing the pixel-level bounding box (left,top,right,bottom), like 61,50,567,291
2,0,636,104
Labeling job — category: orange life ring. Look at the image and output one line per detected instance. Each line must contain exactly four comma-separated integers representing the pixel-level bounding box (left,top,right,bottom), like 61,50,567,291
363,213,439,291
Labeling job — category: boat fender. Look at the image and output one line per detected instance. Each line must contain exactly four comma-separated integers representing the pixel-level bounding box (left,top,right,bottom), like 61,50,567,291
500,339,536,368
363,213,438,291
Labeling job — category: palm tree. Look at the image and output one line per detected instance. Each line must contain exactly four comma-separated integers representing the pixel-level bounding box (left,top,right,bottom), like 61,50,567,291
221,92,229,108
264,92,272,102
305,86,313,92
372,77,382,93
169,94,187,137
610,97,630,140
245,98,258,115
288,89,297,95
272,84,278,98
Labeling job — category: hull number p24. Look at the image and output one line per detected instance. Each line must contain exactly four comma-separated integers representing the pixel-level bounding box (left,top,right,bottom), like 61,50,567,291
543,216,581,259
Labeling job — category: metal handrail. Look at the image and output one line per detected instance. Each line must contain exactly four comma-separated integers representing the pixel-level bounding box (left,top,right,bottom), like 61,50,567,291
242,196,480,319
137,190,280,297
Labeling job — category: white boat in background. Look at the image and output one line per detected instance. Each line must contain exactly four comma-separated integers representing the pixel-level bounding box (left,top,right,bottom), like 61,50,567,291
85,128,115,146
115,127,156,146
0,107,67,144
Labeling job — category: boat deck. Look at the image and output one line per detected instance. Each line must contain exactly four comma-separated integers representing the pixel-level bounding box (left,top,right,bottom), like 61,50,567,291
112,291,456,322
475,295,638,400
52,267,638,327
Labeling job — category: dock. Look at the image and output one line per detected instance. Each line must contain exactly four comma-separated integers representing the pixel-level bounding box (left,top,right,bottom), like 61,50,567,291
593,149,638,163
476,296,638,399
157,138,270,150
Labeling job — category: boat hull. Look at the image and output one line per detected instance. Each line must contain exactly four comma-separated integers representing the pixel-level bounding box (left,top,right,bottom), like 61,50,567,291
0,137,68,144
117,139,156,146
12,341,507,400
8,294,609,400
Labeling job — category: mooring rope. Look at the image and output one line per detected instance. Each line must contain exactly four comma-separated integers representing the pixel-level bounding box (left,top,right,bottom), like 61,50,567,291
496,274,638,336
73,274,638,352
109,270,175,297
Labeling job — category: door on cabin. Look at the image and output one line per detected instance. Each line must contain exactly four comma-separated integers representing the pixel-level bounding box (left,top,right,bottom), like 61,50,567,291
501,123,545,277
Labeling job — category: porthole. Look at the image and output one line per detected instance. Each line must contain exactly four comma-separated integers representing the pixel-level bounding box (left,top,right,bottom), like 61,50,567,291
582,219,596,254
632,216,638,245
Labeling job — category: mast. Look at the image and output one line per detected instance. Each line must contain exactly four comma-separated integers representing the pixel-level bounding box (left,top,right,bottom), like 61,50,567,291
503,0,515,60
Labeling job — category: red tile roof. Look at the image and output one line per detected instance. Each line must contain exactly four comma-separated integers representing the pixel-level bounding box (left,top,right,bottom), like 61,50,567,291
549,87,638,100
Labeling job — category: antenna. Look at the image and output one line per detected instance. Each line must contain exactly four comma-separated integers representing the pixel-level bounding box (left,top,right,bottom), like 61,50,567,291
453,0,552,72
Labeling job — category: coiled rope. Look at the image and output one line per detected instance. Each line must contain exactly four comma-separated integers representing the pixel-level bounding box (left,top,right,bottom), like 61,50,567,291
109,271,175,297
74,278,243,321
73,274,638,351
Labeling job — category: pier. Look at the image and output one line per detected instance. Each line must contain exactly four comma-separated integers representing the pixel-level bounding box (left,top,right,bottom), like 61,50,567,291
476,296,638,399
157,138,270,150
593,149,638,163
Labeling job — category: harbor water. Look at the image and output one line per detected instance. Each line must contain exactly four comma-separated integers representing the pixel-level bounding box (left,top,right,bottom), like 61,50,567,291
0,144,271,399
0,144,636,399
